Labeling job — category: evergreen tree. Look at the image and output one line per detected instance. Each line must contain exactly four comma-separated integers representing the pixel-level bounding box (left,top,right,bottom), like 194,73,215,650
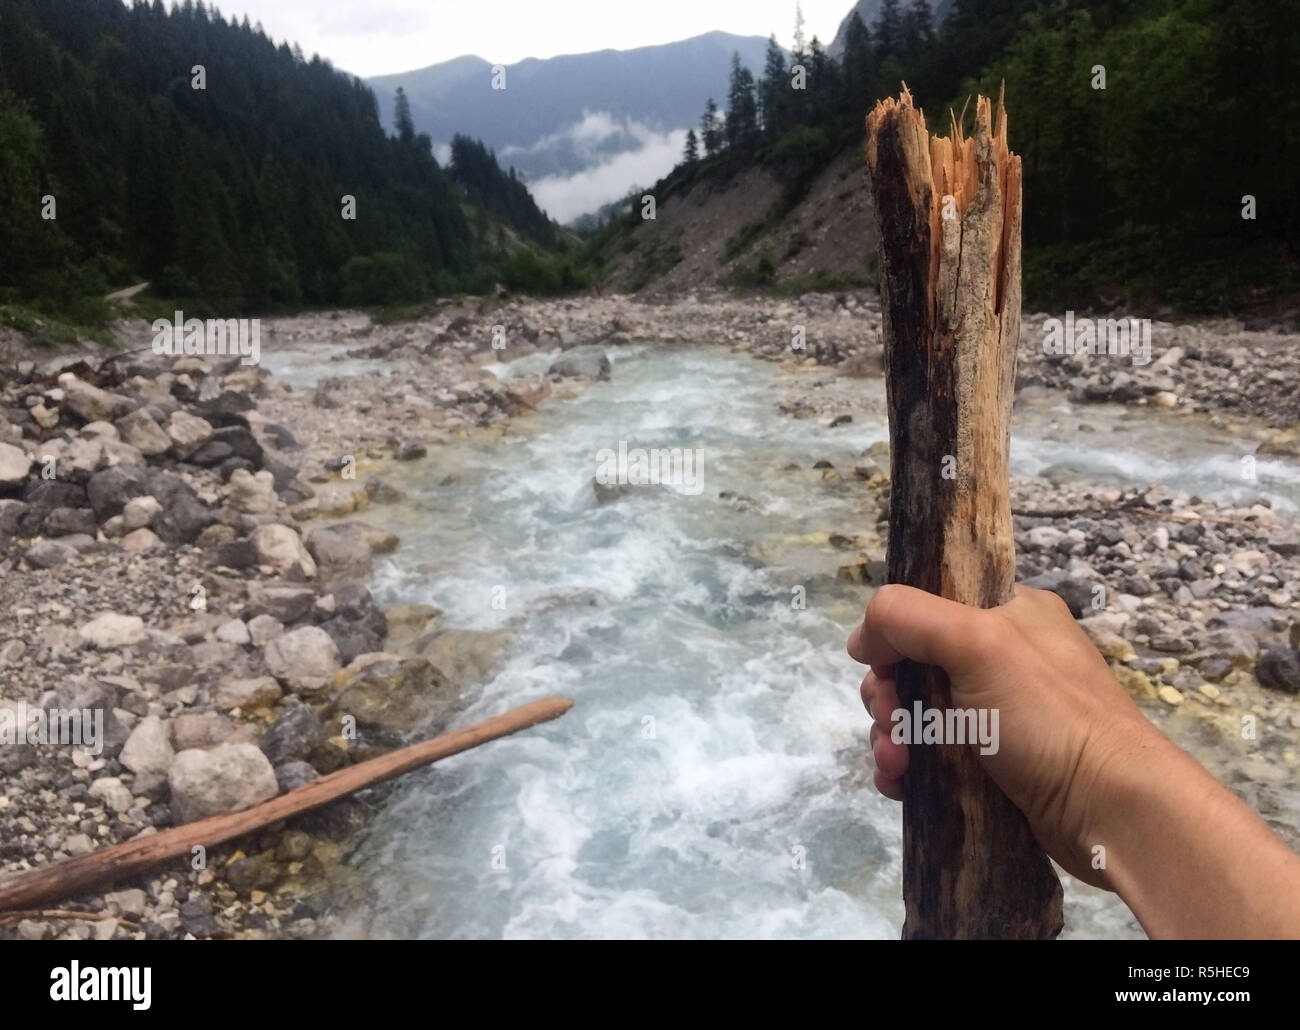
874,0,904,56
683,128,699,164
759,34,788,138
701,97,722,155
724,52,759,148
394,86,415,144
842,12,873,103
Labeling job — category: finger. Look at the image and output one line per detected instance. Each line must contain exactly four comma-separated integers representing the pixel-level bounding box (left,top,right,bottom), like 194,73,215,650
859,665,897,717
874,767,904,802
847,583,987,669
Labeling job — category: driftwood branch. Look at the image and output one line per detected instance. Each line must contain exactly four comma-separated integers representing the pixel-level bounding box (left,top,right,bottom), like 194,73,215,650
0,696,574,914
866,86,1063,939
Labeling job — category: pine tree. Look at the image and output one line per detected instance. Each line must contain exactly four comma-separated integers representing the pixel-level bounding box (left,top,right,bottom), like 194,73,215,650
683,128,699,164
875,0,904,56
759,34,788,138
701,97,722,155
724,53,758,148
394,87,415,144
842,12,873,103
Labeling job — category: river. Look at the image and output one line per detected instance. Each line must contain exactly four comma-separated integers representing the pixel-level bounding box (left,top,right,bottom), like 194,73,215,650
262,340,1300,939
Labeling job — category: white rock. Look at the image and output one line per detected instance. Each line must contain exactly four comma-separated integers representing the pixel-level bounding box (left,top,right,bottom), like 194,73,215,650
0,442,32,487
168,743,279,822
250,523,316,578
122,495,162,530
264,626,340,694
215,619,251,646
89,776,134,814
166,410,214,457
77,613,146,649
120,715,174,784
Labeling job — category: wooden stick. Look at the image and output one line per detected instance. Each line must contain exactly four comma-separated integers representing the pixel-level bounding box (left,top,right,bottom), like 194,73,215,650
865,87,1063,939
0,696,574,914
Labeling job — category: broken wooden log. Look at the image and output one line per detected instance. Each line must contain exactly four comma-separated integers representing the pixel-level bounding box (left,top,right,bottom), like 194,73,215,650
0,696,574,914
865,86,1064,939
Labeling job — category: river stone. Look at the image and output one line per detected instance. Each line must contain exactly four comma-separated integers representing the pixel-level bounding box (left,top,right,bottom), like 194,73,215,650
214,675,282,711
226,468,277,514
1255,647,1300,694
115,408,171,456
0,442,32,488
120,715,174,792
120,527,162,553
87,463,149,520
332,654,453,730
264,625,339,694
245,583,316,623
250,523,317,578
57,373,127,423
169,743,279,822
43,506,97,536
259,702,322,764
246,614,284,647
166,410,214,458
306,525,373,582
548,345,610,381
25,540,78,569
78,613,146,649
274,761,319,793
122,495,162,530
1021,571,1097,618
416,628,511,686
89,776,134,815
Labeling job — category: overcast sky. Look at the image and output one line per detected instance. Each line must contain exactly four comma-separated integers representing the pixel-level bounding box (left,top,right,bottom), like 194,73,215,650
211,0,854,78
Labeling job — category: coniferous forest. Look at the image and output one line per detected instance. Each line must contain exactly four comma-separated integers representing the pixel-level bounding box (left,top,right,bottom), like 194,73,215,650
0,0,562,321
634,0,1299,311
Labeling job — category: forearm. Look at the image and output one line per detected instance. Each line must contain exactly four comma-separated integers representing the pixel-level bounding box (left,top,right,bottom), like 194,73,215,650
1095,735,1300,939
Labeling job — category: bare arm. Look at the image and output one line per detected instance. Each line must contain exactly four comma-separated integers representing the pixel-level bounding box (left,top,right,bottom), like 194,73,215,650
848,583,1300,939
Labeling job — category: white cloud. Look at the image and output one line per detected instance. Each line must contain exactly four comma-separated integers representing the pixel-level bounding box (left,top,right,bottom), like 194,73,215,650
527,117,688,223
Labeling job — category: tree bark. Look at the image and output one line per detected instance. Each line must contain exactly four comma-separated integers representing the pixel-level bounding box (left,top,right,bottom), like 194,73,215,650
0,696,573,914
865,87,1063,939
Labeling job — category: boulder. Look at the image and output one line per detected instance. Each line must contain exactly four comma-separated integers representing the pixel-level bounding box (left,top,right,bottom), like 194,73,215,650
332,654,454,730
57,373,128,423
548,345,611,381
0,442,32,488
168,743,279,822
166,410,214,458
78,613,146,649
214,675,282,711
264,625,339,693
250,523,317,578
115,408,171,457
120,715,174,791
259,702,322,764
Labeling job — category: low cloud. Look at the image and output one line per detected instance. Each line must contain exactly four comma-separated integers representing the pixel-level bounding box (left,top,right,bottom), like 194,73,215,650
521,113,688,223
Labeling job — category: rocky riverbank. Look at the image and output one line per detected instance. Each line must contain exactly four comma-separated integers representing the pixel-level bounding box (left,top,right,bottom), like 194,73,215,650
2,291,1298,939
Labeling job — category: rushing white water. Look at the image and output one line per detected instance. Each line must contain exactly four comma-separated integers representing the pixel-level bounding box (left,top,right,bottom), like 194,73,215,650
265,341,1300,939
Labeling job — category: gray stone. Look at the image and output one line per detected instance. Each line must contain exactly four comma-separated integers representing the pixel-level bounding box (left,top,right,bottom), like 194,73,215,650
168,743,279,822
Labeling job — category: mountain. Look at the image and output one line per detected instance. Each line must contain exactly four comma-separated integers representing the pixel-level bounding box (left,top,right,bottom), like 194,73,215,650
828,0,957,55
0,0,564,314
586,0,1297,313
367,32,775,221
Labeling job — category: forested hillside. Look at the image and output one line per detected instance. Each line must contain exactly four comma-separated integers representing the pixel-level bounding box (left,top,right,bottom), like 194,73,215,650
591,0,1299,311
0,0,563,321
